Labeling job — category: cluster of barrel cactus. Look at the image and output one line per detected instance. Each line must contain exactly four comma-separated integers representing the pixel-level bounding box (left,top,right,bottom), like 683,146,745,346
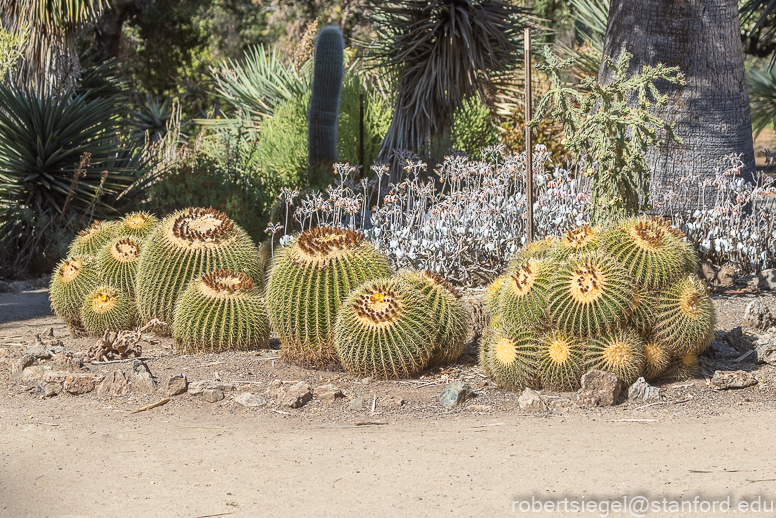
49,209,270,352
482,216,715,391
265,226,468,377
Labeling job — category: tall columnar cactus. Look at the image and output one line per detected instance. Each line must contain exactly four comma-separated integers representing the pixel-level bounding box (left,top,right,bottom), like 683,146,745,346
481,323,538,391
603,216,686,289
397,270,468,367
68,220,117,257
266,227,392,366
653,274,715,355
498,258,553,330
49,255,100,334
81,285,136,337
585,327,646,386
115,211,159,239
536,329,585,391
135,208,261,334
173,270,270,353
547,251,637,337
334,277,438,379
554,225,602,260
308,26,344,182
98,236,142,298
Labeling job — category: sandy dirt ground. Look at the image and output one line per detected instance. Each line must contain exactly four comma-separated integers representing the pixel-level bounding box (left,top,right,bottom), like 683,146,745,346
2,287,776,517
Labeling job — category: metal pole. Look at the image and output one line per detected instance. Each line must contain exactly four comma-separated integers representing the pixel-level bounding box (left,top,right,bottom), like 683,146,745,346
359,92,365,179
524,27,534,244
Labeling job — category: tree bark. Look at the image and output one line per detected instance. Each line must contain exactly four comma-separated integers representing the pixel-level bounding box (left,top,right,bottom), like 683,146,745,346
93,0,149,62
599,0,755,209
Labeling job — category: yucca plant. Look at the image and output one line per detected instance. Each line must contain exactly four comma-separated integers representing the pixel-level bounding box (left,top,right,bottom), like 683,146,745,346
129,94,174,142
367,0,527,179
747,61,776,137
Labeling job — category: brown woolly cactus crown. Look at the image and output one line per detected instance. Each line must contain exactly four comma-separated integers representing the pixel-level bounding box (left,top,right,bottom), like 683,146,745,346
116,211,159,239
169,207,236,246
111,237,140,261
555,224,601,258
200,269,255,296
98,236,143,298
291,226,365,266
498,258,553,330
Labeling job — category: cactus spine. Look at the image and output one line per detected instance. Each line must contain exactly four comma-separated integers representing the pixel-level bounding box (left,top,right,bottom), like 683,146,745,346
49,255,100,334
98,236,142,298
653,274,715,355
334,277,437,379
81,285,136,337
643,339,671,381
135,208,261,334
308,26,344,184
266,227,392,367
482,323,538,391
69,220,117,257
585,327,646,386
397,270,468,367
116,211,159,239
547,251,636,337
498,258,553,330
554,225,601,259
536,329,585,391
173,270,270,353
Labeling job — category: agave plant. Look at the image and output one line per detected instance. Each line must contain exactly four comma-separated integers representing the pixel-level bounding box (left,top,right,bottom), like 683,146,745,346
129,94,174,142
367,0,527,179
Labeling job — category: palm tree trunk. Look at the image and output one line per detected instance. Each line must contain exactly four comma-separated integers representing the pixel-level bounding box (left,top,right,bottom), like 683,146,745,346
599,0,755,209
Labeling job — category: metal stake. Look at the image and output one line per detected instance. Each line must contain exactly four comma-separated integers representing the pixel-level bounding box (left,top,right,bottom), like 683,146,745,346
524,27,534,244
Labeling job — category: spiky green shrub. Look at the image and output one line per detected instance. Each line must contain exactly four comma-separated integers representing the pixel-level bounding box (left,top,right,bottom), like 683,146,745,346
97,236,142,298
643,339,671,381
653,274,715,355
553,225,602,259
585,327,646,385
334,277,437,379
498,258,553,329
481,322,538,391
135,208,262,334
68,220,117,257
603,216,686,289
547,251,636,336
81,285,136,337
49,255,99,333
266,226,392,367
115,211,159,239
173,269,270,353
536,329,585,391
397,270,468,367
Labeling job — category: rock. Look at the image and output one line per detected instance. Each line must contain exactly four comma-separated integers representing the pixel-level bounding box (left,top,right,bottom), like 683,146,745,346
30,275,50,289
316,384,344,404
25,345,51,360
129,359,156,394
467,404,492,412
699,261,716,283
710,370,758,390
52,353,83,372
549,399,573,412
758,269,776,291
707,339,739,359
234,392,265,407
0,280,10,293
721,327,743,350
34,380,62,398
716,266,736,287
12,365,48,380
166,373,188,397
63,373,104,395
439,381,474,408
283,382,313,408
203,388,224,403
742,300,774,330
628,377,660,402
348,397,366,410
361,377,373,385
11,354,35,374
756,338,776,365
576,370,622,407
0,348,8,358
518,388,548,412
382,395,405,408
96,370,129,398
189,380,234,395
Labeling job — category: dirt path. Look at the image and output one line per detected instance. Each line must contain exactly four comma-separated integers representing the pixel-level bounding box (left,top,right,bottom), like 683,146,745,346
2,288,776,517
2,405,776,518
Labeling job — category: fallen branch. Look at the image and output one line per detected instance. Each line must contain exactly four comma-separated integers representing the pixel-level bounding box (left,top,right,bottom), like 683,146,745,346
91,356,157,365
608,419,657,423
130,398,170,414
355,421,389,426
